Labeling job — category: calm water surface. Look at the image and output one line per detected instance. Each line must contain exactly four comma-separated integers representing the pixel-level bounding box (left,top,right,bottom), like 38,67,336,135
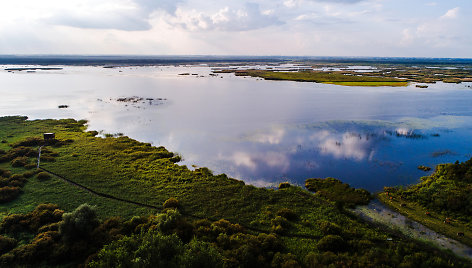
1,65,471,191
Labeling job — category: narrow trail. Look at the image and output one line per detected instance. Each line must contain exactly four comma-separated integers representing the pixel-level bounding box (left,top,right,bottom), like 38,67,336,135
352,199,472,260
38,161,319,239
40,149,472,247
38,167,158,209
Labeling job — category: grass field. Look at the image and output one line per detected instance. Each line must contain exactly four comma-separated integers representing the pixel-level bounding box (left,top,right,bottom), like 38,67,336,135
324,81,408,87
226,70,409,86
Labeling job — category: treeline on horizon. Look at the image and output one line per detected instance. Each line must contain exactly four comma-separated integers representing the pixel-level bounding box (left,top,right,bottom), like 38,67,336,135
0,55,471,66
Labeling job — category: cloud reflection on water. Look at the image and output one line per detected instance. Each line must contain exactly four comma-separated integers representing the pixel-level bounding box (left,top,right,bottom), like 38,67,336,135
210,121,454,189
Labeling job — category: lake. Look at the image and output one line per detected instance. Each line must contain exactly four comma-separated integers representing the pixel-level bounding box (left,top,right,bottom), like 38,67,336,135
1,65,472,191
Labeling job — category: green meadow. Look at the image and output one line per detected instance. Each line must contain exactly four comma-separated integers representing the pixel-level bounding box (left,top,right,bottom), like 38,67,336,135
222,70,409,86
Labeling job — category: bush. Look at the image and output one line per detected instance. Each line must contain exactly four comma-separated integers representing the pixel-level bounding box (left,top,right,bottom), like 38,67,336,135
12,137,43,148
0,169,11,178
0,186,21,203
59,204,99,242
8,174,26,187
87,131,99,137
36,172,51,181
89,231,224,268
279,182,291,189
156,209,194,242
23,170,38,178
24,163,37,170
0,178,9,187
276,208,298,221
305,178,371,207
271,252,300,268
318,221,342,235
316,235,347,252
39,155,55,162
163,197,180,209
11,156,29,167
0,235,16,255
0,204,63,233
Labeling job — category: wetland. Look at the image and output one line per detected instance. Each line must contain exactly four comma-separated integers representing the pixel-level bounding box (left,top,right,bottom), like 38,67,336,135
1,57,472,266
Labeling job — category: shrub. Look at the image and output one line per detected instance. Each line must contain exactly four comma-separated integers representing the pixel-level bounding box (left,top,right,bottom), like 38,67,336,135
8,174,26,187
278,182,291,189
318,221,342,235
39,155,55,162
0,178,9,187
305,178,371,207
36,172,52,181
23,170,38,178
156,209,194,242
11,156,29,167
0,169,11,178
276,208,298,221
0,204,63,234
316,235,347,252
163,197,180,209
12,137,43,148
87,131,99,137
59,204,99,242
0,186,21,203
271,252,300,268
89,231,223,268
24,163,37,170
0,235,16,255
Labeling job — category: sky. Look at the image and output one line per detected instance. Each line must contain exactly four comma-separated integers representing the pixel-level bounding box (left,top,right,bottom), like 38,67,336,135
0,0,470,57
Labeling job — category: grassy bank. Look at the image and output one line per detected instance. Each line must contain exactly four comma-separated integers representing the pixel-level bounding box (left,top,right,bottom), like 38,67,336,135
0,116,470,267
377,193,472,247
216,70,408,86
378,159,472,248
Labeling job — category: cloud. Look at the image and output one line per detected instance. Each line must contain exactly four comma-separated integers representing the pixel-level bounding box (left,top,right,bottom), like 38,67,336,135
247,127,286,144
319,132,372,161
398,6,466,50
170,3,283,31
308,0,365,3
45,0,184,31
440,7,459,20
134,0,184,14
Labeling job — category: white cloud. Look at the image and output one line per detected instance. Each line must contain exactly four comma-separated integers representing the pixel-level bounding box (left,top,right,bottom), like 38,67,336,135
0,0,470,56
318,132,372,161
169,3,283,31
440,7,459,20
249,127,286,144
44,0,184,31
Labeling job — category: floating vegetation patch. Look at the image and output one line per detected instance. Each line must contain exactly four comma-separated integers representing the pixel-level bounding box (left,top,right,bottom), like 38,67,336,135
97,96,167,109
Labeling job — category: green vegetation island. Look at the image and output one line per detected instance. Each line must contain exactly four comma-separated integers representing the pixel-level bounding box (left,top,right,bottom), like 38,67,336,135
0,116,471,267
213,63,472,87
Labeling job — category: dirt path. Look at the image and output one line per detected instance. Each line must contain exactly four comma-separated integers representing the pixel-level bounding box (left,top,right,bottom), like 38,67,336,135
352,199,472,260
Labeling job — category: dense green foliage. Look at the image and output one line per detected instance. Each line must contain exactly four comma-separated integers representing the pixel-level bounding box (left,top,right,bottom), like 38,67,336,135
89,231,224,268
0,116,470,267
305,178,372,208
386,159,472,224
